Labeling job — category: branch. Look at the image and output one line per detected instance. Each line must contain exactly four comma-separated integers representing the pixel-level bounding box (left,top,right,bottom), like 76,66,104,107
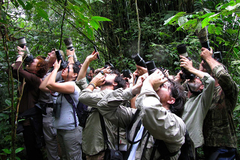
135,0,141,54
59,0,67,49
50,6,95,46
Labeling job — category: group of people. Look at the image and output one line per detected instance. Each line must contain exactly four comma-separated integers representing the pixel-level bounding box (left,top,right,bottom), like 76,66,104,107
11,44,238,160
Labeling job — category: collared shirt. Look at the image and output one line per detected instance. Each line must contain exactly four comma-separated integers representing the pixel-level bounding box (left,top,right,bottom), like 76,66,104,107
203,65,238,148
97,84,186,160
76,78,117,156
182,73,215,148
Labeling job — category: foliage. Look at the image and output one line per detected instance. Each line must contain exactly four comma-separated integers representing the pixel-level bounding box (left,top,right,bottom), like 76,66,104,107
0,0,240,159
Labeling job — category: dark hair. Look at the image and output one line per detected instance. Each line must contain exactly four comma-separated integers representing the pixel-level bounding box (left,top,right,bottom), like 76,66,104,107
109,69,127,89
72,63,80,74
168,80,187,117
90,67,95,73
36,56,48,78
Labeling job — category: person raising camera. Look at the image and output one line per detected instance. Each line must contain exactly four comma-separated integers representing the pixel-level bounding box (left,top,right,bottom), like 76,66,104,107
40,56,82,160
11,46,48,160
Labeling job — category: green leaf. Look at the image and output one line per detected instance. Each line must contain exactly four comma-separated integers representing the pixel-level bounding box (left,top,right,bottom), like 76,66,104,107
164,12,186,25
5,99,11,106
2,149,11,154
91,16,111,22
200,13,215,19
36,8,49,22
231,60,240,65
73,0,88,6
226,3,240,11
216,37,225,44
181,19,198,30
178,16,188,27
15,147,24,154
234,105,240,111
90,20,100,30
202,17,211,28
26,2,33,10
17,0,26,9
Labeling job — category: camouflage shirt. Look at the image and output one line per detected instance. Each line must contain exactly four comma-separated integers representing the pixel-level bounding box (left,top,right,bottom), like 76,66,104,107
203,65,239,148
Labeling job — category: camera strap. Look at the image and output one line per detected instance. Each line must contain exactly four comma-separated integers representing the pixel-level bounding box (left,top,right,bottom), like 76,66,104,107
64,94,77,127
99,112,120,150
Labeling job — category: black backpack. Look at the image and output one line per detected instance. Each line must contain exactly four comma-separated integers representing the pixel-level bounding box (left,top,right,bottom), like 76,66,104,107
150,131,195,160
64,94,90,128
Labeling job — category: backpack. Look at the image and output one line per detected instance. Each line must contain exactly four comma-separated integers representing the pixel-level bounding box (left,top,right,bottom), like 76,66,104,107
150,131,195,160
64,94,90,128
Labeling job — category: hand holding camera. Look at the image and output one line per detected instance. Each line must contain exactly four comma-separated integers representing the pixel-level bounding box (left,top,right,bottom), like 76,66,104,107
200,47,213,61
17,46,25,56
146,69,168,91
55,50,68,69
132,73,147,95
180,55,193,71
53,59,61,71
90,72,106,88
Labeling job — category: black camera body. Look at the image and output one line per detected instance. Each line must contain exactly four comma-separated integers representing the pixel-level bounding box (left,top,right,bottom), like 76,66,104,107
213,51,222,62
132,53,146,68
122,69,131,78
177,44,196,81
18,37,34,64
146,61,157,75
104,62,114,69
94,46,100,59
55,50,68,69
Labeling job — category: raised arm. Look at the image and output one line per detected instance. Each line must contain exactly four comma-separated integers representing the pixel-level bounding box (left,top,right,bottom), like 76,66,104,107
46,60,74,94
76,51,98,81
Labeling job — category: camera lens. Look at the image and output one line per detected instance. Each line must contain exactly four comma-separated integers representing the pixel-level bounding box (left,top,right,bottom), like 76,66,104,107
177,44,188,57
18,37,27,48
146,61,156,75
132,53,146,67
63,38,73,50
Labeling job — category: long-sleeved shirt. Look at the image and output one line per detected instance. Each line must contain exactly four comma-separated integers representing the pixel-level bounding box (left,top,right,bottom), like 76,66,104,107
182,73,215,148
97,84,186,160
76,78,118,156
12,61,41,114
203,65,238,148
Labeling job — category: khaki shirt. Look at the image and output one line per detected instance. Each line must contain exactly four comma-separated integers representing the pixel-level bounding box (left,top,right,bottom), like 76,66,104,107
97,85,186,160
77,78,118,156
182,73,215,148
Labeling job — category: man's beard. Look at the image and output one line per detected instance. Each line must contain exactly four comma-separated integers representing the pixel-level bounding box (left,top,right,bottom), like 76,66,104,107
187,81,202,95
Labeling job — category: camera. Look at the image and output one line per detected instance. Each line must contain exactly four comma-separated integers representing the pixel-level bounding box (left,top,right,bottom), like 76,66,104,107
132,53,146,68
122,69,131,78
63,37,81,66
104,62,114,69
146,61,157,75
94,46,100,59
177,44,195,81
196,27,211,51
18,37,34,65
63,37,74,51
55,50,68,69
213,51,222,62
